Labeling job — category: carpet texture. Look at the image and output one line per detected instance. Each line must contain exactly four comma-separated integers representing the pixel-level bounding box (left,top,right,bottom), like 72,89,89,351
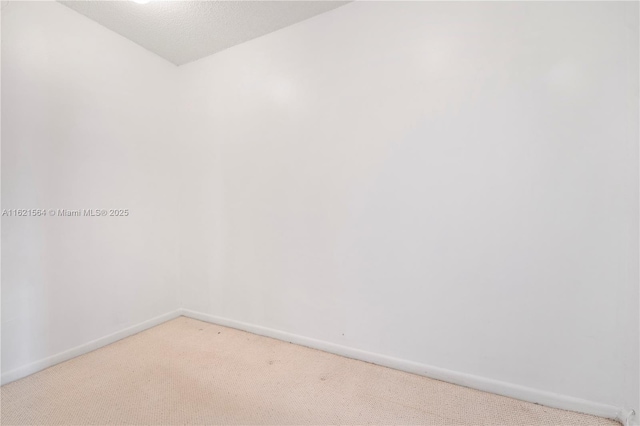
1,317,619,425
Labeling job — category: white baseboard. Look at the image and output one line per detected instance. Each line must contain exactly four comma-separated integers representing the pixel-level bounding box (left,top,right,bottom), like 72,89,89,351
1,310,182,386
180,308,635,426
2,308,634,426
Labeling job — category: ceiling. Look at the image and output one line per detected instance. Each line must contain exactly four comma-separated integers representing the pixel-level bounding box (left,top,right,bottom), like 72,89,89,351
59,1,348,66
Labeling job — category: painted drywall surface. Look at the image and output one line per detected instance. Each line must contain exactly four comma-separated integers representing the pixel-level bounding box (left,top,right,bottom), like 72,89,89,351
59,0,349,66
1,1,180,374
178,1,639,411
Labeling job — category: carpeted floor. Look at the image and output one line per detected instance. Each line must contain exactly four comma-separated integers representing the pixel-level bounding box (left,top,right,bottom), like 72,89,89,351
1,316,619,425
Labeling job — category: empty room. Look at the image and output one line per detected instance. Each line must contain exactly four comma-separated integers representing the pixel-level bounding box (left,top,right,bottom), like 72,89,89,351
1,0,638,425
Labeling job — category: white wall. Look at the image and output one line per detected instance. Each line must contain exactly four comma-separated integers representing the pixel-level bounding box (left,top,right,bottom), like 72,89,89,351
1,2,180,374
2,0,638,418
178,1,639,412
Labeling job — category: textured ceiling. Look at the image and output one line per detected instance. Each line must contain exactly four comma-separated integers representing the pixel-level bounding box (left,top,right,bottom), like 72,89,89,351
59,1,348,66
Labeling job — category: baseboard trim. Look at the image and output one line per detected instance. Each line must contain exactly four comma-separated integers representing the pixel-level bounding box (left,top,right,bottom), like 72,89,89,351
1,310,182,386
180,309,635,426
2,308,634,426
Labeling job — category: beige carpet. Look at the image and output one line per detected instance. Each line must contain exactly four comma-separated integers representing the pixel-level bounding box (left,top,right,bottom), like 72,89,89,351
1,317,619,426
